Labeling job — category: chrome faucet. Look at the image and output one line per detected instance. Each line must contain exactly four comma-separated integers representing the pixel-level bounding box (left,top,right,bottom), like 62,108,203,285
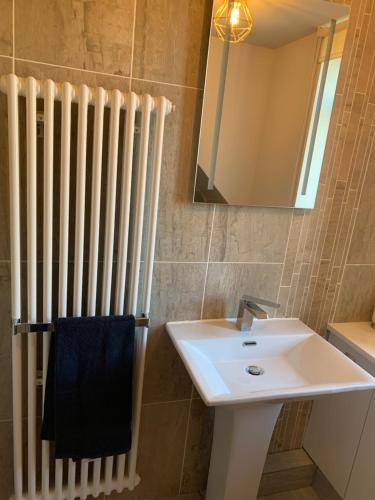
236,295,280,332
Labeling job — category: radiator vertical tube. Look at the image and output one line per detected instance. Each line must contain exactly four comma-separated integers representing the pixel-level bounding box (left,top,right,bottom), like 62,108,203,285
8,74,23,500
87,87,106,315
128,97,167,487
127,95,153,489
101,89,122,496
42,79,55,500
87,87,107,498
101,89,122,315
73,84,89,316
115,92,138,488
114,92,137,316
127,95,153,316
26,76,38,500
56,81,74,500
72,84,90,500
42,80,56,500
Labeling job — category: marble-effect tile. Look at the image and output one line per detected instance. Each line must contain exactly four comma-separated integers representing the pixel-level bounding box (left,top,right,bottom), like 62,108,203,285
15,0,135,75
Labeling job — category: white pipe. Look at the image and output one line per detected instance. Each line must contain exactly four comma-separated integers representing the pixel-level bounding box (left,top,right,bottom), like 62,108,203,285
127,94,153,316
127,94,153,488
114,93,138,488
101,89,122,496
87,87,106,316
114,92,138,316
80,460,89,499
42,78,55,500
73,84,89,316
142,97,167,314
87,87,107,499
0,75,174,114
56,81,74,500
26,76,38,500
101,89,123,315
69,87,90,500
8,74,23,500
70,87,91,500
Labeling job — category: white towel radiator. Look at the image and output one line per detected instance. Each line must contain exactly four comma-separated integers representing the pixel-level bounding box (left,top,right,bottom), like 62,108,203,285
0,74,174,500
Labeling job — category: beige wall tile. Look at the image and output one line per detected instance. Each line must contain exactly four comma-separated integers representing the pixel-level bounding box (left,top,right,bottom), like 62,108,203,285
143,262,205,403
0,263,11,357
131,80,214,262
15,60,131,91
109,401,190,499
0,92,10,261
15,0,135,76
180,398,214,495
334,264,375,321
133,0,212,88
0,355,12,421
347,159,375,264
150,263,206,326
143,326,192,404
0,421,13,499
0,1,12,57
209,206,291,263
203,263,282,319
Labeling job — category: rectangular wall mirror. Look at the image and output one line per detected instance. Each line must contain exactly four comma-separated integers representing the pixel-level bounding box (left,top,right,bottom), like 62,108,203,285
194,0,350,208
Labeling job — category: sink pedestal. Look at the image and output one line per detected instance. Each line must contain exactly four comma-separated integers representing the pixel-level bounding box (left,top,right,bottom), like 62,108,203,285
206,402,283,500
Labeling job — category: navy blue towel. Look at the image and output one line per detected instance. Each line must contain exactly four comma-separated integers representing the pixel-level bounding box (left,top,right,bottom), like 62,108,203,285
41,315,135,460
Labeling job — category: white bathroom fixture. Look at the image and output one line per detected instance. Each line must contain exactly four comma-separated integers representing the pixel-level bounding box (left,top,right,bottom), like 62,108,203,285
167,318,375,500
2,74,174,500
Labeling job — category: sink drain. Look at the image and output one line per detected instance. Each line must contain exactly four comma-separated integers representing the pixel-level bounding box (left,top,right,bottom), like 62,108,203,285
246,365,264,376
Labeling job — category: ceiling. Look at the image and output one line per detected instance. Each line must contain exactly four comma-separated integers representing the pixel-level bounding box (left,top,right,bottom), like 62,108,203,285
212,0,350,48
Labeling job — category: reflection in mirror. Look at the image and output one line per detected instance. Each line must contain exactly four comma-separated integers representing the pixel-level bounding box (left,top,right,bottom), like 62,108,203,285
194,0,350,208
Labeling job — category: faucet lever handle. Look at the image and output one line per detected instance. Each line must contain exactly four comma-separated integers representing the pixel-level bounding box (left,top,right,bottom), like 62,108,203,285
241,295,280,309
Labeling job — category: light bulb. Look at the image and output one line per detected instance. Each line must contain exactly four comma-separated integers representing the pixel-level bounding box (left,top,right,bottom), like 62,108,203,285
213,0,253,44
230,2,240,27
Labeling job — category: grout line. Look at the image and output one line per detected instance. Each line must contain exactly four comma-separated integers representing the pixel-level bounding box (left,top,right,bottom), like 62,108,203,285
276,209,295,315
154,260,284,265
13,57,203,91
131,75,203,91
178,384,194,495
345,263,375,267
14,57,132,79
200,205,216,320
129,0,137,92
143,398,191,407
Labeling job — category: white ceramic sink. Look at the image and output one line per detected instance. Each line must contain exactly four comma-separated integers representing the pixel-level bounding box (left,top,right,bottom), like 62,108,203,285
167,318,375,500
167,318,375,406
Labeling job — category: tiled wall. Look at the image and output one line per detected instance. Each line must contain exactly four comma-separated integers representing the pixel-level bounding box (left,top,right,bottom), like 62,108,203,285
0,0,374,499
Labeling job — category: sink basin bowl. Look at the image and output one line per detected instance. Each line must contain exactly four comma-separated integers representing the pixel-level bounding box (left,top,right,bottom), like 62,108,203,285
167,318,375,500
167,318,375,406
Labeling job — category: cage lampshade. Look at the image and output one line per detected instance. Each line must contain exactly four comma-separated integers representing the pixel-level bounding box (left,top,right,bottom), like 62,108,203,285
214,0,253,44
